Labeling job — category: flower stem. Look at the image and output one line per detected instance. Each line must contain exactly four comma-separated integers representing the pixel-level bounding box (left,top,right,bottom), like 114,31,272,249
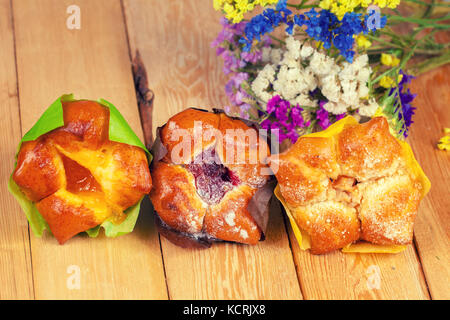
403,0,450,9
386,14,450,29
286,0,318,10
411,50,450,75
269,35,285,44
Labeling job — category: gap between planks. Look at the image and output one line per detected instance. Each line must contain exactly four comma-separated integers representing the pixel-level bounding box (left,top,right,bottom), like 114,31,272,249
119,0,172,300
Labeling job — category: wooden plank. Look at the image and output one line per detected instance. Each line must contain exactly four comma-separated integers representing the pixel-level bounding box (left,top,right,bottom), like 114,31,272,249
0,0,34,300
290,230,429,299
408,64,450,300
12,0,167,299
123,0,303,299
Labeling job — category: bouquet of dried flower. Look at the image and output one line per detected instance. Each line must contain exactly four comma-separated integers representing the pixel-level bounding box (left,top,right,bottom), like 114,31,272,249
212,0,450,143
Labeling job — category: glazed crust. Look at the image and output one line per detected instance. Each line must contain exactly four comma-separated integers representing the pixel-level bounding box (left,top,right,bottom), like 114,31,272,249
205,185,260,245
151,108,269,246
337,117,401,181
36,190,106,244
273,149,331,206
13,100,151,244
13,138,66,202
357,174,421,245
271,117,424,254
160,108,220,163
55,140,151,210
216,113,269,188
62,100,110,148
150,162,207,234
290,201,360,254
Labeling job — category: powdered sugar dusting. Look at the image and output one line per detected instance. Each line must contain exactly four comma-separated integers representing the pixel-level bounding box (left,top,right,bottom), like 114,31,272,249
224,211,236,226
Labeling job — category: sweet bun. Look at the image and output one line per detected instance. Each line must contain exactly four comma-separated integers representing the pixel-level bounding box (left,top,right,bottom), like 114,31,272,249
13,100,151,244
150,108,271,247
271,117,429,254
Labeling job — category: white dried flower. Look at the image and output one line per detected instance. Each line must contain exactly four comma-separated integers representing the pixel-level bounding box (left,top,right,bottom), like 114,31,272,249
359,98,379,117
323,101,348,115
310,51,335,76
300,45,314,59
341,80,359,105
270,48,282,65
251,64,276,102
251,40,372,116
320,74,341,102
358,84,369,98
293,94,317,107
285,36,301,61
356,67,371,83
261,47,272,63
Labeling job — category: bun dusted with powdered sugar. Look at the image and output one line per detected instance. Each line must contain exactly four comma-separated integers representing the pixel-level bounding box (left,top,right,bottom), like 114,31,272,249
149,108,272,248
270,117,429,254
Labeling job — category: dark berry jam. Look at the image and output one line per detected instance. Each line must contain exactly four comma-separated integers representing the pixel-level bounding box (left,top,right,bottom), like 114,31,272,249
186,149,240,204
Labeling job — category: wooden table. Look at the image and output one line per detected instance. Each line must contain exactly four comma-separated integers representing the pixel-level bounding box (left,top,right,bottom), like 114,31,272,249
0,0,448,300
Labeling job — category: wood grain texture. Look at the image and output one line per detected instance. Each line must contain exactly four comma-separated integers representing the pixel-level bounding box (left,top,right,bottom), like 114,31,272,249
409,65,450,300
123,0,230,135
289,227,429,299
123,0,303,299
0,0,34,300
12,0,167,299
1,0,447,300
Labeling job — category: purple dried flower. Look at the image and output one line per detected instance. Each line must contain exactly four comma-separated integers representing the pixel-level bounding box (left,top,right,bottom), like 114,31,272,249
317,101,330,129
263,95,310,144
212,18,269,117
267,95,282,114
239,103,251,119
291,105,306,127
260,119,272,130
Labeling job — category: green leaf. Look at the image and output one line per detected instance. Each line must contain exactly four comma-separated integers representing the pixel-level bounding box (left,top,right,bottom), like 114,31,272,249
101,200,142,237
8,176,49,236
8,94,149,240
98,98,149,154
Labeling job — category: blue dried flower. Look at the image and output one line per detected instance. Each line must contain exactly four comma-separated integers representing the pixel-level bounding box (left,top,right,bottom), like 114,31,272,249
239,2,291,52
390,70,417,137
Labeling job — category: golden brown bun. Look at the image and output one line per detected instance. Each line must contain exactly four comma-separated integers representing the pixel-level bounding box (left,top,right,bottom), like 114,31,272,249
291,201,360,254
150,162,206,234
13,138,66,202
160,108,220,163
337,117,401,181
150,108,270,246
216,113,270,188
357,174,421,244
204,185,260,245
270,117,425,254
36,190,107,244
13,100,151,244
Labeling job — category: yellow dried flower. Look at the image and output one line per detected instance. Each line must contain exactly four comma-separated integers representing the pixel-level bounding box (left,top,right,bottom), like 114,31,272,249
319,0,401,20
380,75,395,88
387,0,401,8
214,0,278,23
437,128,450,151
380,73,403,88
374,0,388,8
356,35,371,49
381,53,400,67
